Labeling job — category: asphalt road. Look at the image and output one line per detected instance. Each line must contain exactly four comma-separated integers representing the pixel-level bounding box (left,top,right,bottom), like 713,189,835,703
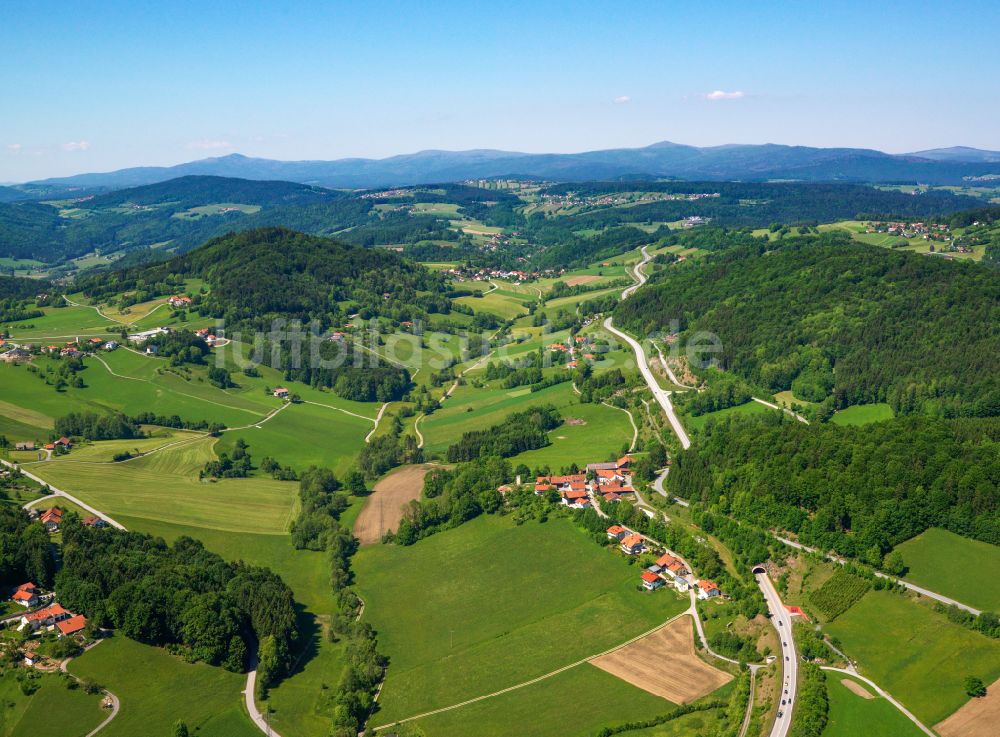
755,569,797,737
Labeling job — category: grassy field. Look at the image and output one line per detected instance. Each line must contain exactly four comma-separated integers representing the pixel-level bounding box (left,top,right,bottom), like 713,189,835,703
825,590,1000,725
823,672,925,737
0,670,106,737
514,400,633,470
396,665,699,737
829,403,895,425
27,437,298,534
419,380,632,467
683,400,769,432
69,636,257,737
216,400,371,475
894,528,1000,612
2,304,120,339
455,289,530,319
354,515,692,726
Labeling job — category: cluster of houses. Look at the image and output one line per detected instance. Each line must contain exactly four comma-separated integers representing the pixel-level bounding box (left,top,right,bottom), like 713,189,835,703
539,191,720,211
14,438,73,458
605,525,722,599
535,455,636,507
1,337,118,363
8,584,88,640
168,295,192,308
446,266,534,282
865,220,951,241
26,506,109,533
547,333,602,369
194,327,220,346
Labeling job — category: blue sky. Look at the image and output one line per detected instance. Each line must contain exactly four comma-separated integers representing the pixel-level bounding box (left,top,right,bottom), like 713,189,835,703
2,0,999,180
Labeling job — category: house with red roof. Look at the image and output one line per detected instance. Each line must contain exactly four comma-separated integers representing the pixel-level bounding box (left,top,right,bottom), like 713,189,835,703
23,651,38,666
641,571,664,590
273,387,290,399
20,603,70,631
168,295,192,307
40,507,63,532
606,525,628,541
620,533,646,556
602,492,621,503
56,614,87,638
11,583,39,607
697,579,721,600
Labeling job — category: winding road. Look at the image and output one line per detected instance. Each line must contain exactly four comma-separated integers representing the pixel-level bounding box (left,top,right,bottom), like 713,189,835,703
604,246,691,449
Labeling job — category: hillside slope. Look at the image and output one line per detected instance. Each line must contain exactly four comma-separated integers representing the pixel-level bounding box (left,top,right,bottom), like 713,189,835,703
616,234,1000,417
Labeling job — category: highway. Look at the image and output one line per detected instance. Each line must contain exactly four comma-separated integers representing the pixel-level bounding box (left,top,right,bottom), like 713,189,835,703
754,569,797,737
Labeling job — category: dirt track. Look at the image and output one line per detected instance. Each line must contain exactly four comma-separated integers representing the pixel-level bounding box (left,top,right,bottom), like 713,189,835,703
353,464,432,545
935,676,1000,737
590,615,732,703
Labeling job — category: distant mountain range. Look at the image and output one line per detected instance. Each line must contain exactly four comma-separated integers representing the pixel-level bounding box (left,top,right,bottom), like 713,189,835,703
18,141,1000,193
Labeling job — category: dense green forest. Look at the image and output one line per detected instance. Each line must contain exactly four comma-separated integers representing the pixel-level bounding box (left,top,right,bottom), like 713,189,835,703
0,507,57,588
669,413,1000,559
57,521,299,690
616,233,1000,417
78,227,449,329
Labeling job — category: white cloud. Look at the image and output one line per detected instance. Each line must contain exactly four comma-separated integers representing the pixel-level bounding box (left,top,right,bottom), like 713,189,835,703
6,143,21,153
187,139,232,150
61,140,91,151
704,90,745,101
613,95,631,104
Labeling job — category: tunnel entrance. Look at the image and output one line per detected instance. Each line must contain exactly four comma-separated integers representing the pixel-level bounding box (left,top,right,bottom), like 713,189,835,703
752,566,767,575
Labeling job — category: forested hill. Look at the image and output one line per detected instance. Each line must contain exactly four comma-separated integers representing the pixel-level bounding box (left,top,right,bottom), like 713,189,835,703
79,175,340,208
669,413,1000,558
77,227,450,329
616,233,1000,418
0,274,51,300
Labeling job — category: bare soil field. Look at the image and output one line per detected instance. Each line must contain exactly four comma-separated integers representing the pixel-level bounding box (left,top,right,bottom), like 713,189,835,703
353,464,432,544
589,615,732,703
841,679,874,699
565,275,601,286
935,677,1000,737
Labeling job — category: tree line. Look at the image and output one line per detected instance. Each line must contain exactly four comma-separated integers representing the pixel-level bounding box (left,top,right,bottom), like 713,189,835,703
57,520,298,691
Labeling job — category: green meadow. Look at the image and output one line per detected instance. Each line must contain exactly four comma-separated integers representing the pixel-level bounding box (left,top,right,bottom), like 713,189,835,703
0,670,105,737
69,637,257,737
822,672,925,737
353,515,691,726
28,437,298,534
825,590,1000,725
830,403,894,426
399,665,694,737
894,528,1000,611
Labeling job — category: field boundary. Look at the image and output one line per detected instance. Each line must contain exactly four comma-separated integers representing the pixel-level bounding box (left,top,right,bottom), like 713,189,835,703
370,610,690,731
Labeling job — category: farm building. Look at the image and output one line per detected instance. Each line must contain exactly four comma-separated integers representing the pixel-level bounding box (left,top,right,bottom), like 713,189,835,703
273,387,290,399
39,507,63,532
